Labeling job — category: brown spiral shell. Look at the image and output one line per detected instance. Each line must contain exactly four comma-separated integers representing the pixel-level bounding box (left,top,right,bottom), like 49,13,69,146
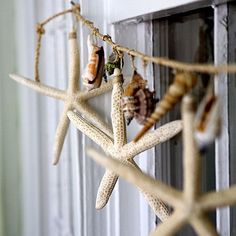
134,72,198,141
122,71,157,125
134,88,156,125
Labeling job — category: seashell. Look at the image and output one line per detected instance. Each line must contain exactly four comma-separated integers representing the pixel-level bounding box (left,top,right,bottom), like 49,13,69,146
134,88,157,125
82,35,105,90
134,72,198,141
122,71,157,125
105,51,123,76
123,70,147,96
122,96,139,125
194,88,221,150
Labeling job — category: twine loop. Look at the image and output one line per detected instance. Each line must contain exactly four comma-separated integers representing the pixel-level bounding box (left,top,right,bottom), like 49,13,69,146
36,24,45,35
71,2,81,14
92,27,99,36
102,34,112,41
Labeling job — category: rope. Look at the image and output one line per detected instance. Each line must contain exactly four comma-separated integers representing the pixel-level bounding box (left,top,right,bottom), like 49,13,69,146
34,3,236,82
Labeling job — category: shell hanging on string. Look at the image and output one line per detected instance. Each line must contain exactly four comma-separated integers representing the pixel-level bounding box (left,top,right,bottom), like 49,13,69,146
194,87,221,151
105,51,123,77
134,72,198,141
82,34,105,90
122,70,158,125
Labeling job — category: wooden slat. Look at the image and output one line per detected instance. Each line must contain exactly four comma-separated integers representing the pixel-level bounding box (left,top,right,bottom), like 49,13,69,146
214,4,230,236
228,2,236,235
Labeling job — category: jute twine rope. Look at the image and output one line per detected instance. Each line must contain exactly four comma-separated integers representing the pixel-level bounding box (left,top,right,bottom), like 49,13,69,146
34,3,236,82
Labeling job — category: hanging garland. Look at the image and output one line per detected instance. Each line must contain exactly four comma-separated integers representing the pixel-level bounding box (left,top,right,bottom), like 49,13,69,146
32,2,236,140
8,2,236,233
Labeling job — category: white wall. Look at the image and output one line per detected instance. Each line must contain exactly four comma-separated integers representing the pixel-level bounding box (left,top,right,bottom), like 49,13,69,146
0,1,21,236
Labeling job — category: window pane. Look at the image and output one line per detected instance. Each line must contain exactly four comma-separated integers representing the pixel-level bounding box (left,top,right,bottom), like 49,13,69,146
153,8,215,235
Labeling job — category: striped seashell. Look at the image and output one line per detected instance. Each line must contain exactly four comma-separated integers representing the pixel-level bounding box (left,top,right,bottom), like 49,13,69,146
122,70,147,125
82,35,105,90
134,88,157,125
122,96,139,125
123,70,147,97
122,71,157,125
134,72,198,142
194,88,221,151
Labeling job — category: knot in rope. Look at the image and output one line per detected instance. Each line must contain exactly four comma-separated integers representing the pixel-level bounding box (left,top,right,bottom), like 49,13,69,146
102,34,112,41
36,24,45,35
71,2,81,13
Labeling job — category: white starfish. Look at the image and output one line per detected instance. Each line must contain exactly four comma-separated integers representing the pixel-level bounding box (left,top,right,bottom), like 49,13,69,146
9,31,114,165
68,68,182,221
87,95,236,236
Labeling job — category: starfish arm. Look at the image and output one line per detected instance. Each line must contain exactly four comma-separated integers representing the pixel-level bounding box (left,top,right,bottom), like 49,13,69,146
182,96,201,200
111,70,126,147
191,215,219,236
53,104,70,165
68,31,80,93
142,191,170,221
75,102,113,139
199,185,236,210
128,159,170,221
67,110,113,150
96,158,170,221
150,211,187,236
87,148,182,208
95,170,118,209
79,79,113,100
124,120,182,157
9,74,66,100
79,76,131,100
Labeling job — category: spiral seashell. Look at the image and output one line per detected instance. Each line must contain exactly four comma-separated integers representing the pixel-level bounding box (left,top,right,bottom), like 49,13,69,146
122,96,138,125
134,88,157,125
123,70,147,97
194,88,221,150
134,72,198,142
82,35,105,90
122,71,157,125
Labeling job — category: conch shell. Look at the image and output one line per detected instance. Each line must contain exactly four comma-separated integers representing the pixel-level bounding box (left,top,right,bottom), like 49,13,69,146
122,71,157,125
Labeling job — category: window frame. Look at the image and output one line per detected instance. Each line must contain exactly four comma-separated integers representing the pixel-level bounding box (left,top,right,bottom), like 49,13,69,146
111,0,235,235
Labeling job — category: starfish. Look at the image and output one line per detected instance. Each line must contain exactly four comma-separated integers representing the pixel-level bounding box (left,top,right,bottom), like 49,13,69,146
9,30,114,165
67,68,182,221
87,95,236,236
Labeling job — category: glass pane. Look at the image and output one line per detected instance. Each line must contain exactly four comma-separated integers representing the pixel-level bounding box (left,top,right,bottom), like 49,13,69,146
153,8,215,235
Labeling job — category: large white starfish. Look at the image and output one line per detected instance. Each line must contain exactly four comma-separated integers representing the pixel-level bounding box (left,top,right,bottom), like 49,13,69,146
87,95,236,236
68,68,182,221
9,31,114,165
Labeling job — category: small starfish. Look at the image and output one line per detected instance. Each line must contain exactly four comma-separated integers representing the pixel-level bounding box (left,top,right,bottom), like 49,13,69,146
67,68,182,221
87,95,236,236
9,31,113,165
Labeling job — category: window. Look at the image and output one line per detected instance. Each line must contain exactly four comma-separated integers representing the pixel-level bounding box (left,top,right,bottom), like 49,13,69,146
112,1,236,235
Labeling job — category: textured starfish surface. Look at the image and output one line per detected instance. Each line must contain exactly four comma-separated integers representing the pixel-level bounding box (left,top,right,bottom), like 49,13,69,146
87,95,236,236
9,31,114,165
67,68,182,221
